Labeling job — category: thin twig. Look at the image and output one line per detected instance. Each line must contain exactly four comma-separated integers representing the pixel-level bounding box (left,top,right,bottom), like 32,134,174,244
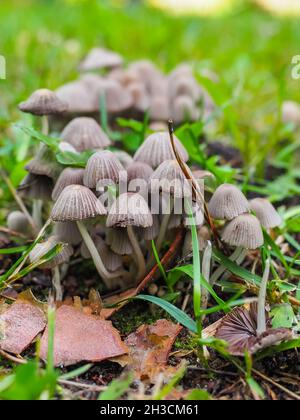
252,368,300,400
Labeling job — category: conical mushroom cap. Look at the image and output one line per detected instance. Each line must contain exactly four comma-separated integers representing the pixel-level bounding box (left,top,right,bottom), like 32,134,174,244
52,168,85,201
25,145,62,180
53,221,82,246
134,132,189,169
208,184,250,220
51,185,107,222
108,228,133,255
113,150,134,169
84,150,125,189
56,81,97,114
250,198,282,229
150,160,192,198
7,211,30,235
128,82,150,112
29,236,73,269
18,173,53,201
58,142,79,154
79,48,123,72
107,193,153,228
129,60,162,90
19,89,68,116
149,96,170,121
96,80,133,113
172,95,197,124
127,162,153,183
221,214,264,250
61,117,111,152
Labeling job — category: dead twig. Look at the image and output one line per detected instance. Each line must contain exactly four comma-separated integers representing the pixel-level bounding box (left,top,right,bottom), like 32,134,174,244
252,368,300,400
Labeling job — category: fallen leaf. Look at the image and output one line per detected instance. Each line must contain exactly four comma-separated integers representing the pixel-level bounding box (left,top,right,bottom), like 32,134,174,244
40,305,128,367
125,319,182,382
0,301,46,354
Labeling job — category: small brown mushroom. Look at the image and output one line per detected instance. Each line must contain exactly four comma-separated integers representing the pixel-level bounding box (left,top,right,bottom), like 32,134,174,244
52,168,85,201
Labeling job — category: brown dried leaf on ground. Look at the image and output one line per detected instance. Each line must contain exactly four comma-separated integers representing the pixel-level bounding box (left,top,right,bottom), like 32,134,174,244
125,319,182,382
40,305,128,367
0,301,46,354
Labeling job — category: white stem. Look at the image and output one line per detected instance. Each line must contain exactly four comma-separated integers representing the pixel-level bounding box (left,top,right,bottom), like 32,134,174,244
76,221,126,287
127,225,146,281
42,115,49,136
52,266,63,301
257,259,270,335
155,197,174,254
201,241,212,309
210,246,245,286
32,199,43,229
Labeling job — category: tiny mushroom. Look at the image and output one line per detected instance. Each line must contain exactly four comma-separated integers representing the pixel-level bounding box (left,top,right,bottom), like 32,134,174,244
52,168,85,201
250,198,282,229
208,183,250,220
7,211,30,235
79,47,123,72
221,214,264,250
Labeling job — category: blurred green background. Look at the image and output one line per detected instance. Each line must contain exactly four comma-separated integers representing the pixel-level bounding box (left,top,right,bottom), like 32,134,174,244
0,0,300,219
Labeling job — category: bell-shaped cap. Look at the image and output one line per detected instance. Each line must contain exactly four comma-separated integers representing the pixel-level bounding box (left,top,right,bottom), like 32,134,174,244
222,214,264,250
61,117,111,152
169,76,200,101
106,228,133,255
51,185,107,222
58,142,79,154
19,89,68,116
53,221,82,246
25,145,62,180
56,81,97,114
18,173,53,201
113,150,133,169
250,198,282,229
7,211,30,235
127,162,153,183
208,183,250,220
150,160,192,198
52,168,85,201
149,96,170,122
137,214,160,240
79,48,123,72
96,80,133,114
29,236,73,269
84,150,125,189
107,193,153,228
128,82,150,112
172,95,198,124
134,132,189,169
129,60,163,90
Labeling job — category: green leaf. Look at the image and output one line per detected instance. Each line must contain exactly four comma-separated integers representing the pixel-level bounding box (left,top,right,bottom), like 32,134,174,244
185,389,212,400
16,125,60,152
270,304,295,328
247,377,265,400
98,374,133,401
151,240,168,283
0,246,28,255
59,364,93,381
56,150,94,167
135,295,197,333
255,339,300,361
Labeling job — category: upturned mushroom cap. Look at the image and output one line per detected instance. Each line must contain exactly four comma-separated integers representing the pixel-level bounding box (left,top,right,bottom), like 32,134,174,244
56,81,97,114
81,235,122,272
96,80,133,114
216,304,293,356
18,89,68,116
127,162,154,183
84,150,125,189
221,214,264,250
29,236,73,269
208,183,250,220
79,48,123,72
250,198,282,229
150,160,193,198
7,211,30,235
134,132,189,169
107,228,133,255
61,117,111,152
25,145,62,180
53,221,82,246
18,173,53,201
113,150,134,169
52,168,85,201
107,193,153,228
51,185,107,222
149,96,170,121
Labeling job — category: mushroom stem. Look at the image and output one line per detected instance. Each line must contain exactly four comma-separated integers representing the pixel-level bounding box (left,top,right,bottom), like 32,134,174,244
127,225,146,281
42,115,49,135
76,221,126,287
210,246,246,286
32,199,43,230
155,197,174,255
257,259,270,335
52,266,63,301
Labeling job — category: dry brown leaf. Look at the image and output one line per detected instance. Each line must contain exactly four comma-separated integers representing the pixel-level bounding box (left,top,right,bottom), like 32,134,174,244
0,301,46,354
40,305,128,367
125,319,182,382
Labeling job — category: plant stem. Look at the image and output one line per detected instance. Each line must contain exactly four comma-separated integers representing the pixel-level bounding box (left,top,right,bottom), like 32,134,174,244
210,246,245,285
127,225,146,280
76,221,126,287
52,266,63,301
257,259,270,335
201,241,212,310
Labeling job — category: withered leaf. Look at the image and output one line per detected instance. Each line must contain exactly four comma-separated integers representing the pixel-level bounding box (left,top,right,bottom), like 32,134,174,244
40,305,128,367
0,301,46,354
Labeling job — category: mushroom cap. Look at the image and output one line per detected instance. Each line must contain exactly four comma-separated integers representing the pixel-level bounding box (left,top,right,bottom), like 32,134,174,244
29,236,73,269
149,121,169,132
18,173,53,201
7,211,30,235
51,185,107,222
150,160,192,198
129,60,163,90
107,193,153,228
216,304,293,356
25,145,62,180
169,76,200,101
56,81,97,114
134,132,189,169
127,162,154,183
137,214,160,240
250,198,282,229
84,150,125,189
208,183,250,220
58,142,79,154
172,95,198,124
53,221,82,246
81,235,122,272
18,89,68,116
282,100,300,125
149,96,170,121
193,169,215,181
79,48,123,72
96,79,133,113
108,227,133,255
113,150,134,169
221,214,264,250
52,168,85,201
61,117,111,152
128,81,150,112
